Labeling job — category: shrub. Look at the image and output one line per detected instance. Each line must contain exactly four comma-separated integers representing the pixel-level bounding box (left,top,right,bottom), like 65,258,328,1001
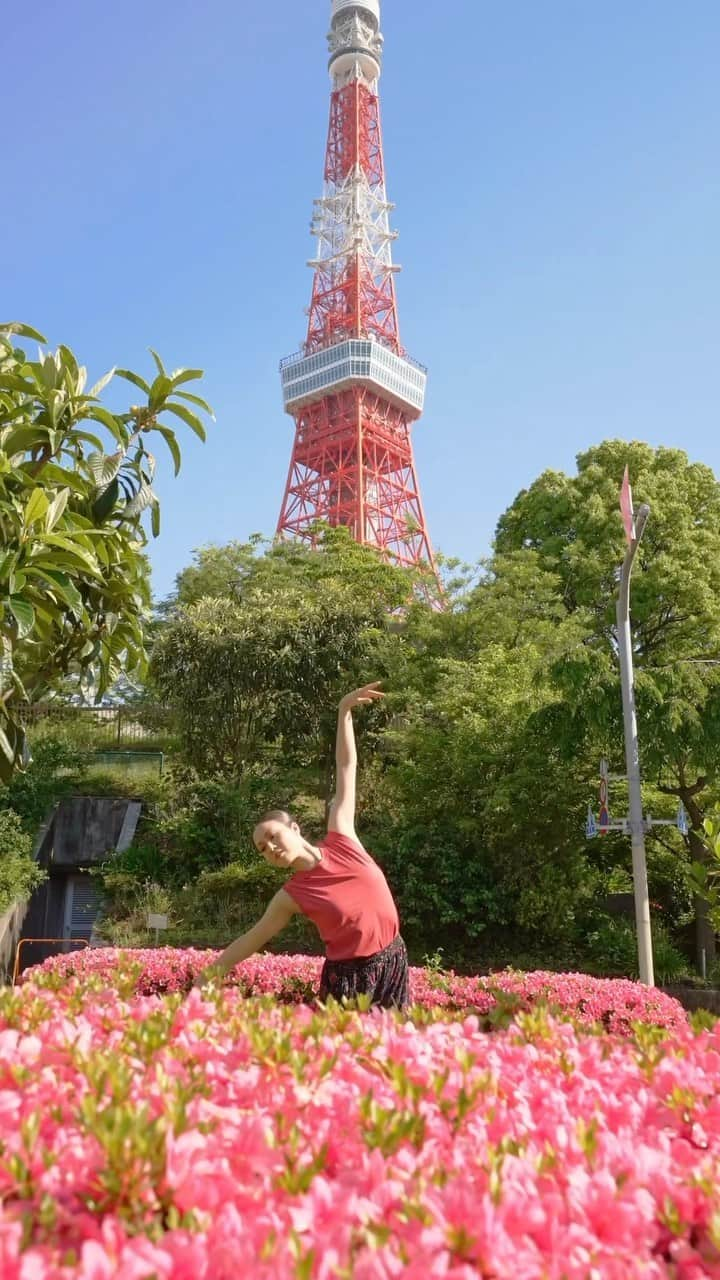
0,808,46,915
584,914,690,985
0,733,85,829
96,861,321,952
106,765,312,889
173,862,321,951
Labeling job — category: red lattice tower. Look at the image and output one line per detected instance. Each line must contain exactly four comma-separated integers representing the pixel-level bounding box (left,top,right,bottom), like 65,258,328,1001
278,0,436,575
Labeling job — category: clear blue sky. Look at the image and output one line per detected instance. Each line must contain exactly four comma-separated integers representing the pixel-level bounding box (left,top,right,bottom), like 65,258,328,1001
3,1,718,600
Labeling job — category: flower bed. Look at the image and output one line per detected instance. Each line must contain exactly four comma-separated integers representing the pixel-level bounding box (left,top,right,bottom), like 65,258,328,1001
1,952,718,1277
22,947,688,1036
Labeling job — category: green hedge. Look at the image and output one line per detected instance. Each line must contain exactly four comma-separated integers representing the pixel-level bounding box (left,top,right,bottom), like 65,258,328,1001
0,810,46,917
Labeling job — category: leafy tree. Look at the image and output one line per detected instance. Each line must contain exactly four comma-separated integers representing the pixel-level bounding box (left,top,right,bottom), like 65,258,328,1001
150,528,410,788
495,439,720,967
168,539,262,608
363,565,599,965
0,323,212,780
688,818,720,942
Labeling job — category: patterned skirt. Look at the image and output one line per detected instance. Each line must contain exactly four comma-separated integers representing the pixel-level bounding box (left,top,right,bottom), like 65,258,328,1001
319,935,409,1010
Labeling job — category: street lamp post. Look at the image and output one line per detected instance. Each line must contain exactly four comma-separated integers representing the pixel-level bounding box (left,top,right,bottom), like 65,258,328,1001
616,497,653,986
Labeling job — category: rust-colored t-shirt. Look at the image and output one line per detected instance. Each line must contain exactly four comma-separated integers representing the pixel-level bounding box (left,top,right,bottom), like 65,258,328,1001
284,831,399,961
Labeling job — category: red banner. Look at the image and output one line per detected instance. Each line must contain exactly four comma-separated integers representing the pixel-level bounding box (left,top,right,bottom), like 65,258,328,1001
620,465,635,546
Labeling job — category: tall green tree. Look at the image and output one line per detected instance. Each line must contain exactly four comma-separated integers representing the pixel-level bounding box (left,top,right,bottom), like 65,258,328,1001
151,528,411,792
495,439,720,966
358,551,599,962
169,539,262,608
0,323,212,779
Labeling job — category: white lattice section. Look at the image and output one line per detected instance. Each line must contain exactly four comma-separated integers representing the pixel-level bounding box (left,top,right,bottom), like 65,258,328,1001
309,175,397,275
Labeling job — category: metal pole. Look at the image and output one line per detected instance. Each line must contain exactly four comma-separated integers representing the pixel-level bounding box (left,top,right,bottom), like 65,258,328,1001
616,503,654,986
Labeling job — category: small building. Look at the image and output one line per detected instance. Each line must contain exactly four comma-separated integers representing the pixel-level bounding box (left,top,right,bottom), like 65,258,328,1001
16,797,141,975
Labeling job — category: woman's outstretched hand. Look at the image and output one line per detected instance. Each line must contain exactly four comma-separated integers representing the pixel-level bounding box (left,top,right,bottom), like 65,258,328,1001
339,682,385,712
192,965,224,991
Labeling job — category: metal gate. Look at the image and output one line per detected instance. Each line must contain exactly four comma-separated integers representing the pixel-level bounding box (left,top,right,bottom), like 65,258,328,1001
63,876,103,940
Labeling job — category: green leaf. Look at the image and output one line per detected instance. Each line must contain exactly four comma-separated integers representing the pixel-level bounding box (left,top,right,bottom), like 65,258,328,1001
0,323,46,343
161,401,207,442
148,348,166,377
3,425,51,455
87,368,116,399
0,373,36,394
154,425,182,476
37,535,101,574
176,389,215,418
151,500,160,538
71,430,105,451
149,374,172,411
39,353,59,390
92,477,120,522
8,596,35,638
169,368,203,388
123,481,157,519
115,369,151,396
91,536,108,567
24,488,49,527
29,552,96,579
6,668,28,701
83,406,126,443
0,399,32,425
0,721,17,775
0,552,16,584
45,488,70,532
35,462,87,492
58,344,80,384
24,567,84,617
88,451,123,490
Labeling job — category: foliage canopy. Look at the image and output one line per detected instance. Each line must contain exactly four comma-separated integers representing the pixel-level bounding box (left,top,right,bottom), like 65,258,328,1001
0,322,212,780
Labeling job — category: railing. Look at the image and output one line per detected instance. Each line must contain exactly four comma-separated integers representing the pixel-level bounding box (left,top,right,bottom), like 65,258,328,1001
13,937,88,985
280,339,428,376
22,703,174,750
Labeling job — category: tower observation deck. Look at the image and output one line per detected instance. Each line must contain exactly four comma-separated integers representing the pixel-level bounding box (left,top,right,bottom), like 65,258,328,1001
276,1,436,574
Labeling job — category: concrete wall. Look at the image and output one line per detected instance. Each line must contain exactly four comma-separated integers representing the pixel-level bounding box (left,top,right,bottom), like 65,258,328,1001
662,984,720,1016
0,898,28,984
52,797,131,865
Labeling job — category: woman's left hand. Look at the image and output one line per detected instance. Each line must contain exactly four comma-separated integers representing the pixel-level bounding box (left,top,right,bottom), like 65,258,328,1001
339,682,385,711
192,965,224,991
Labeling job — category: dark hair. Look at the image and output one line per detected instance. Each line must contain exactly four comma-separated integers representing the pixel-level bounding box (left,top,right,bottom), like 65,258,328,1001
256,809,295,827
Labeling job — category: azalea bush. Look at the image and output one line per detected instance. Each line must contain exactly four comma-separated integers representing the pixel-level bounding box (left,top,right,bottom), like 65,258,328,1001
24,947,688,1035
1,950,720,1277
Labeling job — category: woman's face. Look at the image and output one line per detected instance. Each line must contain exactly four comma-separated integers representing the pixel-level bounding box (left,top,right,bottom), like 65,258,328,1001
253,819,304,869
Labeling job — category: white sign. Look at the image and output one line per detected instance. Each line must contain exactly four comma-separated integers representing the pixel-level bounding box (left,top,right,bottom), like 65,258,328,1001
147,913,168,930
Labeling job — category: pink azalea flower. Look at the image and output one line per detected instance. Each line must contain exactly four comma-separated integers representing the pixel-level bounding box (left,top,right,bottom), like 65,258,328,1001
1,948,717,1276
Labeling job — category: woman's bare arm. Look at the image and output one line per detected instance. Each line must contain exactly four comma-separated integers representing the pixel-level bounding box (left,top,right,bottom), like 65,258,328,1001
328,682,384,837
193,889,298,987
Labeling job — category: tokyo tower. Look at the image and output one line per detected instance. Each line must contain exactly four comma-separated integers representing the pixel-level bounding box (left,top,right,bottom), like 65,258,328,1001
277,0,436,574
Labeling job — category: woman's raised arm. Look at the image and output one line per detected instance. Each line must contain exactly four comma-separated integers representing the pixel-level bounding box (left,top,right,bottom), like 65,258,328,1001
328,682,384,837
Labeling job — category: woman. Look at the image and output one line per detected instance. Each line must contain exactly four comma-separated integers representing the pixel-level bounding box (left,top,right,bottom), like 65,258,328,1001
194,683,409,1009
